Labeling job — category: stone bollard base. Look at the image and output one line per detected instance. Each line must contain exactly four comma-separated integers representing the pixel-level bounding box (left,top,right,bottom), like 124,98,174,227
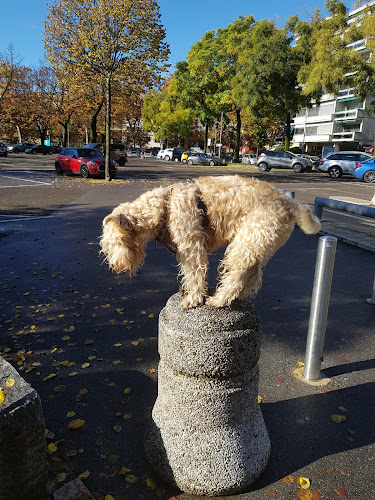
0,356,48,500
144,293,270,496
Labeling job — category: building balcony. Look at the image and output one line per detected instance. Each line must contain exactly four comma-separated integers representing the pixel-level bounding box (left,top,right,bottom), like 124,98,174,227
293,114,334,125
334,109,365,121
337,87,357,100
293,133,332,143
332,131,363,141
346,39,369,52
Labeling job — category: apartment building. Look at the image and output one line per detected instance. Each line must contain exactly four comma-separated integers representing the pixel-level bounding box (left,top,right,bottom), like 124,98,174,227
292,2,375,155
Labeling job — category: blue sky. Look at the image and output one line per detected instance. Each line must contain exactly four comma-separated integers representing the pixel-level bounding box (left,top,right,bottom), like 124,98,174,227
0,0,333,69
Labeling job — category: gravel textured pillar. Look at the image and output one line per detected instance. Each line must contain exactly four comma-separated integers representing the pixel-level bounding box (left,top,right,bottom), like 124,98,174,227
145,293,271,496
0,356,48,500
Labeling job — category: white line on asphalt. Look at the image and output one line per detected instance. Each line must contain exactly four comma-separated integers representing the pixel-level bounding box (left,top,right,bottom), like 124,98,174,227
0,215,55,223
0,174,53,187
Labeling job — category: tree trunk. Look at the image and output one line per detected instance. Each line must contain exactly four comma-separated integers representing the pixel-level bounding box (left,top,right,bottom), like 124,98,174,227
204,119,209,153
284,112,291,151
90,99,104,144
105,75,112,181
16,125,22,143
234,109,241,163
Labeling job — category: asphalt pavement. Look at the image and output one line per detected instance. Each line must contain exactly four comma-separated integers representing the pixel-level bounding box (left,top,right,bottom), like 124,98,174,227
0,172,374,500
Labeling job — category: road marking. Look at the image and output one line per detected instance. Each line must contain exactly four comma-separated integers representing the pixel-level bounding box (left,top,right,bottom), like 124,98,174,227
0,174,54,188
0,215,55,223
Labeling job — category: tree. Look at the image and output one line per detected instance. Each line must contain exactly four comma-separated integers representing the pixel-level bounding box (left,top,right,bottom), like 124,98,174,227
44,0,169,180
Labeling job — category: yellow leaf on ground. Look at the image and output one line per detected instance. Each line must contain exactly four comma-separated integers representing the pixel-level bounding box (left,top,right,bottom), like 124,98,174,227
123,413,132,420
66,411,75,418
48,443,57,453
148,313,154,318
145,478,157,490
131,341,139,346
118,467,132,475
113,425,122,433
68,419,85,429
298,477,311,489
112,360,121,365
258,395,262,404
53,385,66,393
296,488,313,500
81,363,90,369
56,473,67,482
114,343,122,347
124,387,131,394
43,373,56,381
4,378,15,387
332,414,347,423
105,496,115,500
125,474,137,483
0,390,6,404
78,470,90,480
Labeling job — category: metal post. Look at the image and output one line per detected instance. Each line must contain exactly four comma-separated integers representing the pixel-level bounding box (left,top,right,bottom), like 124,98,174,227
367,275,375,304
302,236,337,382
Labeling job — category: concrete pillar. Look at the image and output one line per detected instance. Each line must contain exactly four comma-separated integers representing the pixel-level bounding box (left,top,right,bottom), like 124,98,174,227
0,356,48,500
145,293,270,496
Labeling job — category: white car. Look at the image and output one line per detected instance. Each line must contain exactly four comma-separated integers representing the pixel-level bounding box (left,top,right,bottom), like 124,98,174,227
242,154,257,165
157,149,165,159
161,148,174,160
318,151,372,178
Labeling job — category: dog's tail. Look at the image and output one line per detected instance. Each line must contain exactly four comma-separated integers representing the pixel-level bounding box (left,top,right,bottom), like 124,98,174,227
291,202,321,234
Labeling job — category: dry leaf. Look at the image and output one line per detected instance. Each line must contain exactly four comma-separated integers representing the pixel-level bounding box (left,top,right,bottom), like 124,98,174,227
43,373,57,382
341,357,350,363
81,363,90,369
298,477,311,489
118,467,132,475
48,443,57,453
125,474,137,483
124,387,131,394
282,475,294,484
66,411,75,418
296,488,313,500
56,472,67,482
0,390,5,404
146,478,157,490
335,488,347,498
113,425,122,433
332,414,347,423
4,378,15,387
68,419,85,429
78,470,90,480
105,496,115,500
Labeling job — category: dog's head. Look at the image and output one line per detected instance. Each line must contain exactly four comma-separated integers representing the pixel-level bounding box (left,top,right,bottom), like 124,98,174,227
100,213,146,275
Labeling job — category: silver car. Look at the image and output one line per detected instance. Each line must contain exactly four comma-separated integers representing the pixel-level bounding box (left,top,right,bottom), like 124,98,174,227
242,154,257,165
318,151,372,178
256,151,309,173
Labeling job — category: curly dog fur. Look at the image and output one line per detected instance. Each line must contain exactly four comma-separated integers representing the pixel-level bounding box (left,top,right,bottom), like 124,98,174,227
100,175,321,309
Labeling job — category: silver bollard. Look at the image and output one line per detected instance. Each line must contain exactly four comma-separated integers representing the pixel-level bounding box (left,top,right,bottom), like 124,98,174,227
367,276,375,304
302,236,337,382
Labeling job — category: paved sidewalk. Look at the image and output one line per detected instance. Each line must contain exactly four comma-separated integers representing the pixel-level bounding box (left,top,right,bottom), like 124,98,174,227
0,181,374,500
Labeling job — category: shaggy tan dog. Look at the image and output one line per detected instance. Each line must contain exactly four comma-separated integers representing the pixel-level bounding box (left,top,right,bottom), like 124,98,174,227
100,175,321,309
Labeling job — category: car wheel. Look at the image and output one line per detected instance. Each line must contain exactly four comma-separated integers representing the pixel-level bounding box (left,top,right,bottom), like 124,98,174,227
80,164,90,178
164,155,170,161
118,157,126,166
187,159,193,165
293,163,304,173
182,159,187,164
363,170,375,183
14,148,19,153
209,160,215,166
55,162,63,175
328,166,342,178
175,157,179,162
258,162,268,172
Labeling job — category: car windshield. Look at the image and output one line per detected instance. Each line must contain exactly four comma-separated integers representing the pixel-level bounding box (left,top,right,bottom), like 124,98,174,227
78,149,102,158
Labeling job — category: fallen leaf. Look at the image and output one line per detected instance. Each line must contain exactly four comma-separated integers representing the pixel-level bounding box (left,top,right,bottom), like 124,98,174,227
326,468,334,473
4,378,15,387
124,387,131,394
43,373,57,382
298,477,311,489
113,343,122,347
341,357,350,363
56,473,67,482
146,478,157,490
104,496,115,500
338,406,347,413
276,378,284,383
118,467,132,475
66,411,75,418
53,385,66,393
296,488,313,500
282,475,294,484
332,414,347,423
123,413,132,420
267,492,277,497
68,419,85,430
258,395,262,404
78,470,90,480
335,488,347,498
113,425,122,433
125,474,137,483
48,443,57,453
112,360,121,365
81,363,90,369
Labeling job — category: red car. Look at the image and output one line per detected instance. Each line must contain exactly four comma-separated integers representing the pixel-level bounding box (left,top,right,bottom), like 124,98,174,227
55,147,117,178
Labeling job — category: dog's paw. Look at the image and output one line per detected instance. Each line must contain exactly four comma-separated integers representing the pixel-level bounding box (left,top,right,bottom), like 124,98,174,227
205,296,229,308
180,296,203,310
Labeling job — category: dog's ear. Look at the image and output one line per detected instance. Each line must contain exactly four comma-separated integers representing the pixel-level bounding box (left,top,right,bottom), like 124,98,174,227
103,213,132,231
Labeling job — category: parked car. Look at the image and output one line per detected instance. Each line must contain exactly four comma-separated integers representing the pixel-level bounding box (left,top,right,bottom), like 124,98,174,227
242,154,257,165
157,149,165,159
127,146,142,157
171,147,186,162
0,142,8,157
256,151,309,173
296,154,320,170
181,150,201,163
7,142,35,153
186,152,224,166
318,151,372,178
51,145,62,154
161,148,175,161
25,144,52,155
353,158,375,183
84,143,127,165
55,147,117,178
